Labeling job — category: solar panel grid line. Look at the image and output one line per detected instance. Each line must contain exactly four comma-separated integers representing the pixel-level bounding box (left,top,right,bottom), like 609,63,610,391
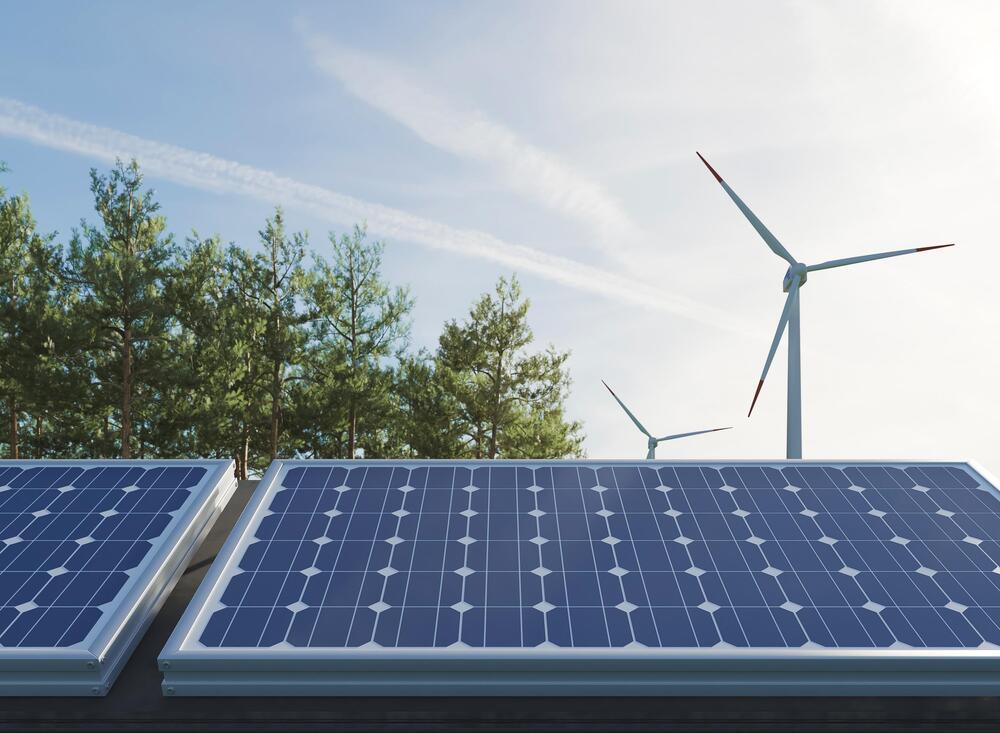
0,463,199,649
693,467,746,644
256,465,324,648
770,465,870,648
7,469,186,648
593,469,627,646
698,465,784,647
817,465,903,646
794,466,931,646
73,468,196,648
786,465,902,645
887,470,1000,645
698,465,755,645
846,467,955,647
646,468,691,646
160,460,1000,696
350,466,389,646
378,468,406,645
398,467,431,648
545,471,574,647
445,469,464,645
512,469,523,647
601,468,640,646
483,468,492,648
637,474,693,645
720,468,784,643
661,468,727,646
418,472,446,646
0,459,236,695
853,466,970,646
875,467,995,643
0,468,95,647
1,464,162,648
805,466,892,647
302,466,356,647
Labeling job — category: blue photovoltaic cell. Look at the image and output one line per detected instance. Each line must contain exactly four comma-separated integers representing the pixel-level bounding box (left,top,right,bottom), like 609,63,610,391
0,464,206,648
199,462,1000,650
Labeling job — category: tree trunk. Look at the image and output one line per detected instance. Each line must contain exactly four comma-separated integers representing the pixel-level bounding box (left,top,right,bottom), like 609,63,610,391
348,405,356,459
239,421,250,481
103,414,111,458
270,360,280,461
347,267,358,459
121,324,133,458
488,347,504,459
239,351,251,480
8,398,18,459
269,234,281,462
34,414,42,459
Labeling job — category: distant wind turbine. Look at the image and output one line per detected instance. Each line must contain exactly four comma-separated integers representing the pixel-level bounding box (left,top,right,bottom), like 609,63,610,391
697,152,954,459
602,381,731,459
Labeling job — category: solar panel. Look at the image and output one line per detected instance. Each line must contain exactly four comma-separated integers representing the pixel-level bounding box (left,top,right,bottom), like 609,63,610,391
0,460,236,695
160,460,1000,695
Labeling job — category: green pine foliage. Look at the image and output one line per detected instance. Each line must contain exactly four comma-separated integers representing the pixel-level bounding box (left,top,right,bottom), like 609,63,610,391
0,160,585,473
437,276,584,459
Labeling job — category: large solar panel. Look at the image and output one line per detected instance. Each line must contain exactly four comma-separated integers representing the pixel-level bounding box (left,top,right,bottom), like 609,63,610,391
160,460,1000,695
0,460,236,695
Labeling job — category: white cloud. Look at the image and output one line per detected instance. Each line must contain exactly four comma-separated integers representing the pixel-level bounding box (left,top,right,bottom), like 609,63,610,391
0,97,750,335
299,27,644,254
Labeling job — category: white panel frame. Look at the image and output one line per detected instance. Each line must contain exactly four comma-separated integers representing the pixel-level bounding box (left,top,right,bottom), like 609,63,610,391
0,459,237,696
159,459,1000,696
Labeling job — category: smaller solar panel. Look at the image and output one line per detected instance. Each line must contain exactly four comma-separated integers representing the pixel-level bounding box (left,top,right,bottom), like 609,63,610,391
0,460,236,696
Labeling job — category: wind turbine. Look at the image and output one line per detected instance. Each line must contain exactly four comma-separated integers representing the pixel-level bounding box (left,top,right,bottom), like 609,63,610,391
696,152,954,459
602,381,731,459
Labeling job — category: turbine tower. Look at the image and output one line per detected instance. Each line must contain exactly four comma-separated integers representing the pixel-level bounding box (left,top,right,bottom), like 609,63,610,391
697,152,953,459
602,381,731,459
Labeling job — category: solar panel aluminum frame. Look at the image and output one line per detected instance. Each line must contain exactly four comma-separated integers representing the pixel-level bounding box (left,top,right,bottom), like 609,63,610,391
159,459,1000,696
0,459,237,696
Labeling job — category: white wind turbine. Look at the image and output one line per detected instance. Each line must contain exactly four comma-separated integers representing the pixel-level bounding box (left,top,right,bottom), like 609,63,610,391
697,152,954,459
602,381,731,459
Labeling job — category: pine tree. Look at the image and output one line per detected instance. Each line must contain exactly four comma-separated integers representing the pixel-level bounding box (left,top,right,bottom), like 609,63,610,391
0,176,80,459
306,226,412,458
395,352,464,457
224,210,311,471
438,275,584,458
62,160,174,458
151,233,235,461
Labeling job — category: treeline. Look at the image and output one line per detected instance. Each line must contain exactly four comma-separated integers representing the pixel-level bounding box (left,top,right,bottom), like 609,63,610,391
0,159,584,477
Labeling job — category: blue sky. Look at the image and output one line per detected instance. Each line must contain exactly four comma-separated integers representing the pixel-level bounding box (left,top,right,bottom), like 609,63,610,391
1,1,998,468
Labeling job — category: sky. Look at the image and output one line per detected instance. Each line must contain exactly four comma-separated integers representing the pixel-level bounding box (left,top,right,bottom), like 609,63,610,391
0,1,997,469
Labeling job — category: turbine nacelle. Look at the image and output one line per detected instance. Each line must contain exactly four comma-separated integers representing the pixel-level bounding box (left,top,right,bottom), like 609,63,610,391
783,263,807,292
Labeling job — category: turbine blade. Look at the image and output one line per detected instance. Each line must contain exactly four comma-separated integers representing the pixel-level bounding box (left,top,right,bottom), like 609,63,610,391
602,380,652,438
806,243,954,272
657,426,733,442
697,152,797,265
749,275,801,417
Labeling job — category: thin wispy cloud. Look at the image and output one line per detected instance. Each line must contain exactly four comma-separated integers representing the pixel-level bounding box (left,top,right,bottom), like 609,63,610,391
300,28,644,253
0,97,748,334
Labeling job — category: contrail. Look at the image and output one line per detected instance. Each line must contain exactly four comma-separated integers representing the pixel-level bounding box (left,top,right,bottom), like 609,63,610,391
0,97,749,334
301,29,644,252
